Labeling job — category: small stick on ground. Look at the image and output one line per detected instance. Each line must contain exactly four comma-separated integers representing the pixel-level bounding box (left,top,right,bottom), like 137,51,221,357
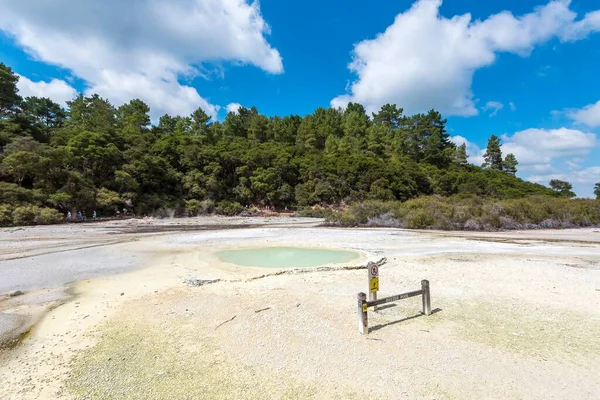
254,307,271,313
215,315,236,330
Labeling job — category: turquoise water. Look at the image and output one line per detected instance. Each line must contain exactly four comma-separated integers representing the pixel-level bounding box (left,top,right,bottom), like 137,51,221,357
215,247,359,268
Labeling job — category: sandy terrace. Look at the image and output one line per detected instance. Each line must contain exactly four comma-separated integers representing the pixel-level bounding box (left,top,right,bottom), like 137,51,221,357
0,218,599,399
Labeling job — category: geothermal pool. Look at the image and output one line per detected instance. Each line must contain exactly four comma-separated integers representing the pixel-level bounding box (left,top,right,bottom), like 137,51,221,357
215,247,359,268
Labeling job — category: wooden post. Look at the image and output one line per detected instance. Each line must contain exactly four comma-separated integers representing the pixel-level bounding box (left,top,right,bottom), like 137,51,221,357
421,280,431,315
357,292,368,335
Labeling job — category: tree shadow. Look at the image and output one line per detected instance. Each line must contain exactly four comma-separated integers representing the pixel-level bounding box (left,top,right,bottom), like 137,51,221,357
369,308,442,333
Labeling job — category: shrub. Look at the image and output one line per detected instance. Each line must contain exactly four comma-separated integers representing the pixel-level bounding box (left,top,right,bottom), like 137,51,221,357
295,207,335,219
498,216,523,230
367,213,402,228
463,219,481,231
345,200,395,225
34,208,63,225
329,212,361,227
0,204,12,226
0,182,38,205
215,201,244,216
323,195,600,231
12,206,38,225
200,200,216,215
405,209,435,229
185,199,202,216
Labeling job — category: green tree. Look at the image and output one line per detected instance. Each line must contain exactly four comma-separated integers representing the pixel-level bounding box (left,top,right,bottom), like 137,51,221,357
0,137,44,186
594,182,600,199
483,135,503,170
0,62,21,118
549,179,576,198
453,143,468,166
21,97,66,142
372,104,403,128
503,153,518,176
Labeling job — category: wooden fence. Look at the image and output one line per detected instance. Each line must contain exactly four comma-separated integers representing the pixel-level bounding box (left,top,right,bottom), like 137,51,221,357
357,280,431,335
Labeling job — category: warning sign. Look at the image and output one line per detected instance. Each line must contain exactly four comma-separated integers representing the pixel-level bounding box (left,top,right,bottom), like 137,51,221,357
362,303,368,312
369,277,379,293
369,264,379,278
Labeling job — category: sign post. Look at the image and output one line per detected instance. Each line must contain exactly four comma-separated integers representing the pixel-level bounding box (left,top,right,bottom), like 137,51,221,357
357,280,433,335
368,262,379,311
357,292,368,335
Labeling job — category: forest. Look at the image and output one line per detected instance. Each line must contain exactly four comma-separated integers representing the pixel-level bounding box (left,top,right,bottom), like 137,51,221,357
1,62,599,228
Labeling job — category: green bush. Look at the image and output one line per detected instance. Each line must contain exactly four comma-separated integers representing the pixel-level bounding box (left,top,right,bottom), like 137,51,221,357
34,208,63,225
345,200,395,224
185,199,202,216
329,211,361,227
0,204,12,226
12,206,38,225
200,200,216,215
405,209,436,229
215,201,244,216
295,207,335,219
323,196,600,231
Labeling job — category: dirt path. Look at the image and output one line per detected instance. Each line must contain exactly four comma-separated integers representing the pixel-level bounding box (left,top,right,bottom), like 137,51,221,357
1,222,599,399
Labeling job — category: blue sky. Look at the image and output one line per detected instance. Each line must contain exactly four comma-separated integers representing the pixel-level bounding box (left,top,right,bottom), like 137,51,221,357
1,0,599,197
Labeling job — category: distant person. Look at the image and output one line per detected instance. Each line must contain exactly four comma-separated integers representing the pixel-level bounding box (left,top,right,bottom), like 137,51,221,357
123,207,127,216
93,210,97,220
66,211,72,222
77,211,82,221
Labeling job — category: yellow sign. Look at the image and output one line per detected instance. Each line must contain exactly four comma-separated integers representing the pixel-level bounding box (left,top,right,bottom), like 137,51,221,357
362,303,367,312
370,277,379,293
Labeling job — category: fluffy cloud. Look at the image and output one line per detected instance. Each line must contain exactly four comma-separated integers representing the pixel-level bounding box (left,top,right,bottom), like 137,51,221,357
483,101,504,116
16,75,77,106
528,166,600,185
226,103,243,114
528,165,600,198
566,100,600,127
452,127,599,197
332,0,600,116
0,0,282,119
501,128,596,167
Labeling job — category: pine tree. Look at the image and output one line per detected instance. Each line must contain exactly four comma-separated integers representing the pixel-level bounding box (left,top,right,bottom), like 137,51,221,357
503,153,518,175
454,143,468,166
483,135,503,170
594,182,600,200
0,62,22,118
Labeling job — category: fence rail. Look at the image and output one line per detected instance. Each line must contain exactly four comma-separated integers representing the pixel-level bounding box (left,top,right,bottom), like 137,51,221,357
357,280,431,335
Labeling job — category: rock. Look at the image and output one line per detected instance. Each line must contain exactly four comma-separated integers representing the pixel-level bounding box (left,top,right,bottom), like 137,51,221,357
8,290,25,297
120,292,124,296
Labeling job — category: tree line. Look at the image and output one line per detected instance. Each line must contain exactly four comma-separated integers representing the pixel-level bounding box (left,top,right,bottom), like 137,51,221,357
0,62,597,225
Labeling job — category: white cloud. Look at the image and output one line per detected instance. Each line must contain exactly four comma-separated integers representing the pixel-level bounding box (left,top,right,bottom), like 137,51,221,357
16,74,77,106
566,100,600,127
500,128,596,168
528,166,600,198
226,103,243,114
0,0,282,120
454,127,598,197
509,102,517,111
483,101,504,116
332,0,600,116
